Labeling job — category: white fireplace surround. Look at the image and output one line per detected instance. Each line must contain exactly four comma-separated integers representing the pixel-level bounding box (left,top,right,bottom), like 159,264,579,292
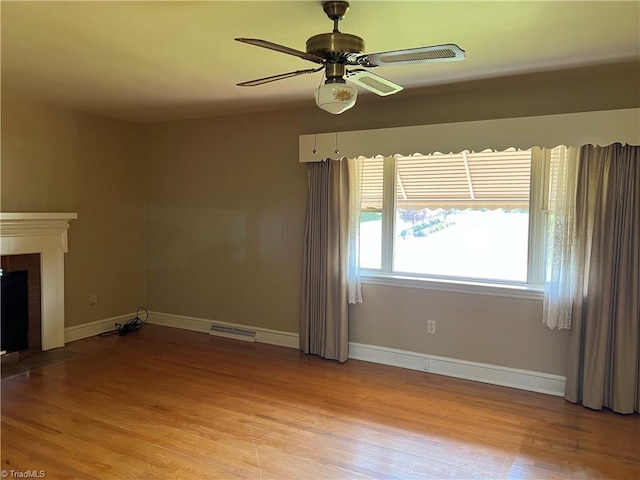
1,212,77,350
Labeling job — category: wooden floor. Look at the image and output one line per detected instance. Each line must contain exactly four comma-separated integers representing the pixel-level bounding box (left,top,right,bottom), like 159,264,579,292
1,325,638,479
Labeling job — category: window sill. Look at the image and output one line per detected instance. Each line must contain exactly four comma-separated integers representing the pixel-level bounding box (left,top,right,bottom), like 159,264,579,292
361,273,544,300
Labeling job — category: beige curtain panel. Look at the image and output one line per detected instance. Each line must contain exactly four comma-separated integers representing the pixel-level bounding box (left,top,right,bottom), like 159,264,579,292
300,159,350,362
565,144,640,414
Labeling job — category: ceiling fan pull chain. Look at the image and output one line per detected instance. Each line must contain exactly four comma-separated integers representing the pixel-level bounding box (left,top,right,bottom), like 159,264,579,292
335,131,339,155
312,98,321,154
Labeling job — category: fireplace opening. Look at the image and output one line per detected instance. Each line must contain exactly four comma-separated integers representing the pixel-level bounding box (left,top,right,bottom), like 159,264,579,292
1,270,29,352
1,253,42,359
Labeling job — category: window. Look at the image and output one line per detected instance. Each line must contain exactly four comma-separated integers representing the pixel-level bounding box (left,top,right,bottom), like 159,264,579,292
359,148,550,286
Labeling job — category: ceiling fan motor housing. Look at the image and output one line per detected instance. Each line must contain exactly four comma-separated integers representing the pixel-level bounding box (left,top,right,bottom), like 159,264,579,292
307,31,364,84
306,32,365,59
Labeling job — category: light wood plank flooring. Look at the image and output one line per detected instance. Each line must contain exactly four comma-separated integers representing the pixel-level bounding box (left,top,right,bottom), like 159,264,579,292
2,325,638,479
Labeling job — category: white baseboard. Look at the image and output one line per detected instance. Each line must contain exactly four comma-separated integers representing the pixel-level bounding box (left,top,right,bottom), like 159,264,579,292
147,312,299,349
64,311,564,396
349,342,566,397
64,313,135,343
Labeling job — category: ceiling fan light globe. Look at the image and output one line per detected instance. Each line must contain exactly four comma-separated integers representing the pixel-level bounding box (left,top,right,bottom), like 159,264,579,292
314,83,358,114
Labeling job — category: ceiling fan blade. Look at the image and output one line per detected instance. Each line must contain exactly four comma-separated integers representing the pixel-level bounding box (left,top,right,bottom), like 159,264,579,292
346,69,403,97
358,44,465,67
235,38,325,65
237,67,324,87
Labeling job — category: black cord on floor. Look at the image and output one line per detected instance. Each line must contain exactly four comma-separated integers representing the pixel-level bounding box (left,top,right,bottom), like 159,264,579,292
99,307,148,337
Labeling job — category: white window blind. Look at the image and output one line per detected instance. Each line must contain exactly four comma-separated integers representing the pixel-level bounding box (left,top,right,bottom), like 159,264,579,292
361,156,384,210
395,149,531,209
361,150,532,211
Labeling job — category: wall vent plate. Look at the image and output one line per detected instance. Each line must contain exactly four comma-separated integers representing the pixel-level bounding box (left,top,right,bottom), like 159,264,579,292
209,324,256,342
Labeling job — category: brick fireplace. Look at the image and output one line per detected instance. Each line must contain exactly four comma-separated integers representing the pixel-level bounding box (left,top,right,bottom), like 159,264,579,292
0,213,77,351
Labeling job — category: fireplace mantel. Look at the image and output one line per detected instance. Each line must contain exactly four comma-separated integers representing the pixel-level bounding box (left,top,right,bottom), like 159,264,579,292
1,212,77,350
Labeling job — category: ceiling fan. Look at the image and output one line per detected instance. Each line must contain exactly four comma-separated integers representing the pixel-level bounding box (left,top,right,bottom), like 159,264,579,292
235,1,465,114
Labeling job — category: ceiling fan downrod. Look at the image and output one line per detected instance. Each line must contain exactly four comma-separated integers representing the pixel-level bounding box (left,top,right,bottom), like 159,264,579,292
323,0,350,31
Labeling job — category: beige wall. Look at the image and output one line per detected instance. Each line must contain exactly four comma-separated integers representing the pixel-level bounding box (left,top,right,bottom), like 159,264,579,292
2,61,637,375
145,61,637,376
144,110,308,332
349,286,569,374
308,61,640,133
145,110,566,372
1,98,146,327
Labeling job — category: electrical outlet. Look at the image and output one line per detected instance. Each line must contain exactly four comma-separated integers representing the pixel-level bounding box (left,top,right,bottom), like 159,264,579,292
88,293,98,305
427,320,436,335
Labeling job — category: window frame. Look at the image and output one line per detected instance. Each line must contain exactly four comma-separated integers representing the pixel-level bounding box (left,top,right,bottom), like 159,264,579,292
360,151,547,299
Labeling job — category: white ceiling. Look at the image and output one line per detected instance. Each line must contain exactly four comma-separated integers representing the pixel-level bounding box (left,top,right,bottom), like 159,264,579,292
2,1,639,123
